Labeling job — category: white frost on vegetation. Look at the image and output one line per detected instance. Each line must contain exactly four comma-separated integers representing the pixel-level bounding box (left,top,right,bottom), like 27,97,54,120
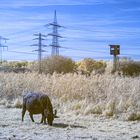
0,106,140,140
0,71,140,121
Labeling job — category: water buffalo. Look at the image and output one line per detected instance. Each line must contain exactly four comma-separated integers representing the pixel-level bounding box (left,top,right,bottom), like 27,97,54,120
22,92,57,125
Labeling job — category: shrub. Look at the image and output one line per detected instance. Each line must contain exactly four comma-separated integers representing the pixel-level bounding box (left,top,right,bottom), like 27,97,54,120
119,58,140,76
2,61,28,68
28,61,38,71
31,56,75,74
76,58,106,75
0,61,30,73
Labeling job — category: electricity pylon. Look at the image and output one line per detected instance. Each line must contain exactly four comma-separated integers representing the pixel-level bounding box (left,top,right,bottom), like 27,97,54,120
0,36,9,63
46,10,63,56
31,33,47,73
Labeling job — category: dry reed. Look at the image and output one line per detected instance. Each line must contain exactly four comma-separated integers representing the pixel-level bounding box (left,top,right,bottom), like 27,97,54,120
0,72,140,120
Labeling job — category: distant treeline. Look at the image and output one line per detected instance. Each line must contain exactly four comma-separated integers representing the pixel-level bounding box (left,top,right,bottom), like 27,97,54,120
0,56,140,77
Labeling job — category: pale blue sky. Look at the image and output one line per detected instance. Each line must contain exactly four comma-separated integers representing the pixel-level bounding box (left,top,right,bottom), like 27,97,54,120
0,0,140,61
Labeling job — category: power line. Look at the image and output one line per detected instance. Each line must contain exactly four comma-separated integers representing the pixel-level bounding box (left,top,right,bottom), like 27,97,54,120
66,55,111,60
6,25,44,38
61,47,107,53
120,53,140,57
7,50,37,55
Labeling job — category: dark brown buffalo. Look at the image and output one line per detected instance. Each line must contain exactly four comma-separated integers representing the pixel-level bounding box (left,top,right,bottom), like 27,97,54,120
22,92,57,125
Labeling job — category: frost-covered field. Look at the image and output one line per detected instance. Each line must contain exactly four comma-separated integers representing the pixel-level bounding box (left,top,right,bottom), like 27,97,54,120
0,72,140,120
0,106,139,140
0,71,140,139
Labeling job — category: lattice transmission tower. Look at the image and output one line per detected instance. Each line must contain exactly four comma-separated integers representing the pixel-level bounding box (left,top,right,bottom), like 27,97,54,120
31,33,47,73
0,36,9,63
46,10,63,56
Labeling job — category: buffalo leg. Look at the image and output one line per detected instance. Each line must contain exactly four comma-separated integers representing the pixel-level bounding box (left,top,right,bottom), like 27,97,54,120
29,113,35,122
22,104,26,121
43,116,46,124
40,113,44,123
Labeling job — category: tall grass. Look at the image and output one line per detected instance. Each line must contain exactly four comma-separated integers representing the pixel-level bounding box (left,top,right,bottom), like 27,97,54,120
0,72,140,120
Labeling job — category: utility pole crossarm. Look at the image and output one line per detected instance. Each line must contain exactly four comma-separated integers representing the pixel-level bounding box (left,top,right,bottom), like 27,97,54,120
1,45,8,48
48,33,63,38
33,38,46,40
0,36,9,41
33,49,46,52
41,45,48,47
50,44,61,48
46,23,63,28
30,44,39,46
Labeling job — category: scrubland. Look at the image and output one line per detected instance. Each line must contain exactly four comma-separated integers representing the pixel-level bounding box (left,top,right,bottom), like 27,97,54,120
0,70,140,121
0,61,140,140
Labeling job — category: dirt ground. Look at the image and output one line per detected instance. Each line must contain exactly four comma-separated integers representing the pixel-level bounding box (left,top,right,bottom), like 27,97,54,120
0,106,140,140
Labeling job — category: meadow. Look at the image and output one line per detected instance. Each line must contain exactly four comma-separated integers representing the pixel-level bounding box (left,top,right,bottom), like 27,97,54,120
0,69,140,121
0,61,140,140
